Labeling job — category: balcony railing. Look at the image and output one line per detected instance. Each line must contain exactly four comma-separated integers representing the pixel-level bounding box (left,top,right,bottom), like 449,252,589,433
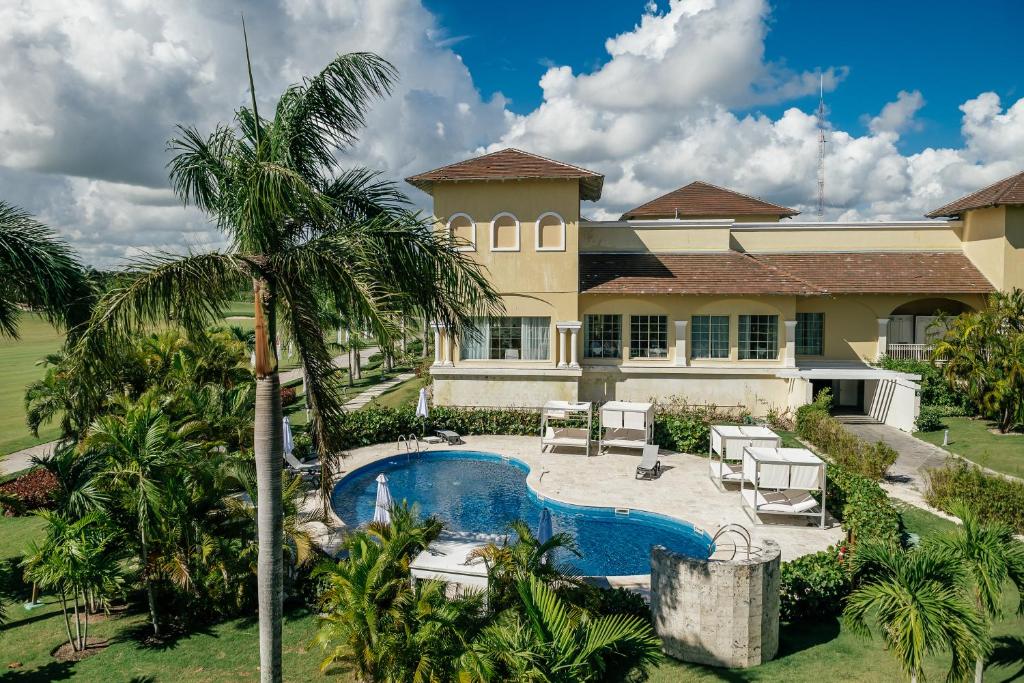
887,343,934,362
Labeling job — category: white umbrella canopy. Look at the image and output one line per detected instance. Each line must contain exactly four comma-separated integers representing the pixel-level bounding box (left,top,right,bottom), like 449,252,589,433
373,473,393,526
415,387,429,419
282,416,294,455
537,506,553,565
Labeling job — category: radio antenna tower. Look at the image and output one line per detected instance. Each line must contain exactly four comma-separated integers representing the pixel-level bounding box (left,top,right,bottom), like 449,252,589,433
816,74,827,218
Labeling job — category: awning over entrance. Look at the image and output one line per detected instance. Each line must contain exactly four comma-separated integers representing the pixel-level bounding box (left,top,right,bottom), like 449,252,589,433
776,364,920,389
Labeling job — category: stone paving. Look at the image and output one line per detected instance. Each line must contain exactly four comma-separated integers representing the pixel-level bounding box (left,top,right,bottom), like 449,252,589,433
302,435,845,564
0,441,55,477
343,372,416,410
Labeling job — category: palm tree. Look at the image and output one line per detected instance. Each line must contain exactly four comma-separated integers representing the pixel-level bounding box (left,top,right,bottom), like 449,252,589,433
929,504,1024,682
74,32,497,681
0,201,94,339
933,289,1024,432
466,575,663,682
844,540,989,682
81,391,199,637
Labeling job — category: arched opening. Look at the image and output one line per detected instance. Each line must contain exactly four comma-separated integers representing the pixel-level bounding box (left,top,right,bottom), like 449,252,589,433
887,297,975,361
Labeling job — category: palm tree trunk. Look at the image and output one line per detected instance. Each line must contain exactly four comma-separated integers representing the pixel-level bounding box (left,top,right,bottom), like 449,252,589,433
72,590,82,651
975,656,984,683
59,589,74,651
421,315,429,358
254,373,284,683
82,589,89,649
140,527,160,637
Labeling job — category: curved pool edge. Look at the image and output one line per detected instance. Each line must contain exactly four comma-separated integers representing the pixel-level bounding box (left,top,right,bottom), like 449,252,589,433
329,449,715,580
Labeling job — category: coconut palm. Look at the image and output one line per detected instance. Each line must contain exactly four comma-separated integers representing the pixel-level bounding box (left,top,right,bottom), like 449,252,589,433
929,504,1024,682
466,575,664,682
0,201,94,339
844,540,989,682
75,33,496,682
81,391,200,637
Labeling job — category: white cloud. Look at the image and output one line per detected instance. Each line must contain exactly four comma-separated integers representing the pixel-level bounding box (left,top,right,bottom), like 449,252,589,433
1,0,1023,266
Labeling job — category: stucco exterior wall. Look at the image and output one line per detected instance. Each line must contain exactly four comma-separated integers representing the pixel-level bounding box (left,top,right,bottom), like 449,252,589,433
579,371,792,414
731,223,963,253
1004,207,1024,290
962,206,1008,290
432,374,579,408
580,222,731,252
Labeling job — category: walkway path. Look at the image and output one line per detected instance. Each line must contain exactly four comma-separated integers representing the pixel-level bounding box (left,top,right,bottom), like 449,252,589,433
838,419,951,498
0,441,55,477
343,372,416,410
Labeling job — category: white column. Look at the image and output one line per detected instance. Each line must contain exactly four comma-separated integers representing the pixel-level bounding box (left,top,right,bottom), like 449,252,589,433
673,320,689,367
431,324,442,366
569,327,580,368
876,317,890,360
557,328,568,368
555,321,581,368
445,331,454,366
784,319,798,368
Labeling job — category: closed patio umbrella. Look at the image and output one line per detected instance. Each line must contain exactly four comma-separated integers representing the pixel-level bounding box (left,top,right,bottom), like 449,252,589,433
373,473,393,526
537,507,553,564
416,387,429,436
282,415,294,455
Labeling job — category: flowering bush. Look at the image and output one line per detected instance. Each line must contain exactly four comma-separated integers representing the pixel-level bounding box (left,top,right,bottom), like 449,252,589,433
280,385,298,407
0,468,58,516
779,545,850,621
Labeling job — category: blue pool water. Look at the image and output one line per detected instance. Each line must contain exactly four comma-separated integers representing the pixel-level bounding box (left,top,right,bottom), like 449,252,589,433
331,451,712,576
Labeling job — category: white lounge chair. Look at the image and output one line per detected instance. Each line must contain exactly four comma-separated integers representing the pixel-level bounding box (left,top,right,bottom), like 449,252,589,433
285,450,320,475
635,444,662,480
436,429,463,445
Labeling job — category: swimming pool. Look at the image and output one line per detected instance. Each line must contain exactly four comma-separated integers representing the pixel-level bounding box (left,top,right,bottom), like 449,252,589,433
331,450,713,576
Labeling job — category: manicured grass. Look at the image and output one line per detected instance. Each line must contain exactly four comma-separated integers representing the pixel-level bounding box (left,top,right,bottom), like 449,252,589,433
0,315,64,457
369,374,429,410
917,416,1024,479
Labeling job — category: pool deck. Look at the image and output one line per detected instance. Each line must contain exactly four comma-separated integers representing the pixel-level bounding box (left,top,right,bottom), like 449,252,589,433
301,435,844,567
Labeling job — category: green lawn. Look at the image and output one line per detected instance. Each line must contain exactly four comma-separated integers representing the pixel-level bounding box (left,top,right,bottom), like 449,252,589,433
0,315,65,457
369,374,428,410
2,501,1020,681
917,416,1024,479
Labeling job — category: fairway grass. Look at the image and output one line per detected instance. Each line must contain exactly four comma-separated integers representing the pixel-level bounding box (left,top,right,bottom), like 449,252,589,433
0,315,64,457
917,416,1024,479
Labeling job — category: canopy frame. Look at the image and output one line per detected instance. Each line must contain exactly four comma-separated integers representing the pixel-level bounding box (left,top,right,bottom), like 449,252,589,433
739,446,827,529
540,400,592,456
708,425,781,490
598,401,654,454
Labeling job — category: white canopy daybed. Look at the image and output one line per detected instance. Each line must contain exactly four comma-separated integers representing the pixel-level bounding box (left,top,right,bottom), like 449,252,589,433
541,400,592,456
599,401,654,453
740,446,827,529
410,532,493,596
708,425,781,489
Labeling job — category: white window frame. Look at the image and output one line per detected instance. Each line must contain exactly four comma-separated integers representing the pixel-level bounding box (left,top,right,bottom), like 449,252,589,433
446,212,476,252
534,211,566,252
489,212,521,252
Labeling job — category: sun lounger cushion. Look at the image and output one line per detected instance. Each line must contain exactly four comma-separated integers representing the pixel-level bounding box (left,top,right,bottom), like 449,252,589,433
745,488,819,513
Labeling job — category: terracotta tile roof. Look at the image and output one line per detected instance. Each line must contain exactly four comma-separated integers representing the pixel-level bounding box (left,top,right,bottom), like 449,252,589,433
751,252,994,294
620,181,799,220
406,148,604,201
579,251,994,295
926,171,1024,217
579,252,817,295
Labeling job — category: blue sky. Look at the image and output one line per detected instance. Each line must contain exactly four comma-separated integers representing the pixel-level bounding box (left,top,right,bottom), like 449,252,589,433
424,0,1022,153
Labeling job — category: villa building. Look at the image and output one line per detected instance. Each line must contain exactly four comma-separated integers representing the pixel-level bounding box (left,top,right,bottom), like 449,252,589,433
407,149,1024,432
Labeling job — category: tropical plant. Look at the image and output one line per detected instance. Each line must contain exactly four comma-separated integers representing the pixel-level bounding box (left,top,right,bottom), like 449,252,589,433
33,443,107,518
81,391,201,637
928,504,1024,682
933,289,1024,432
22,510,126,653
844,540,989,683
466,575,663,682
0,201,94,339
73,33,498,682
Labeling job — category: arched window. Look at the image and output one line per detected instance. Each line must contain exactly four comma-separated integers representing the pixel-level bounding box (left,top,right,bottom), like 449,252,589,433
447,213,475,251
535,211,566,251
490,212,520,252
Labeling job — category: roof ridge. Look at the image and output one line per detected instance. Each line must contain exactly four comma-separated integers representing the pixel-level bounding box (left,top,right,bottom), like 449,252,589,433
687,180,795,213
499,147,602,177
743,253,825,294
926,170,1024,217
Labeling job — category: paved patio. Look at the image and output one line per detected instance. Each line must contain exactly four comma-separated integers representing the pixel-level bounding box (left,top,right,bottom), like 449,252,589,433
302,434,844,564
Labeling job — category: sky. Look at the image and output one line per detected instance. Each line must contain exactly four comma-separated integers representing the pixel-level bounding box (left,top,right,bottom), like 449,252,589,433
1,0,1022,266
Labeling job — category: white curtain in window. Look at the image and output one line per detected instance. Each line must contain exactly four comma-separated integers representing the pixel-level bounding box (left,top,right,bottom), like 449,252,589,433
460,317,488,360
522,317,550,360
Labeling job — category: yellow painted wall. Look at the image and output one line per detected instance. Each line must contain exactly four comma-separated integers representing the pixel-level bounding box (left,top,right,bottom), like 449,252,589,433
1004,207,1024,290
580,224,731,252
961,207,1008,290
732,225,963,253
433,376,578,407
579,372,792,416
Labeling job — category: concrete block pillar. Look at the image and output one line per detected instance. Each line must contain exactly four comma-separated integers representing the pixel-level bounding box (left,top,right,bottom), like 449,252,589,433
783,320,797,368
556,321,581,368
651,540,781,669
876,317,890,360
674,320,689,367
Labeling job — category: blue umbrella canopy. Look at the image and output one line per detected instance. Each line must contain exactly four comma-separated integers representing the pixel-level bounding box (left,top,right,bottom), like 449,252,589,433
537,507,553,545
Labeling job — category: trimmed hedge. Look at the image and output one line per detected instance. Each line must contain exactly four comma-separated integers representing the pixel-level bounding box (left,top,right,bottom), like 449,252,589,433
926,461,1024,533
331,404,539,450
796,407,897,480
826,462,902,545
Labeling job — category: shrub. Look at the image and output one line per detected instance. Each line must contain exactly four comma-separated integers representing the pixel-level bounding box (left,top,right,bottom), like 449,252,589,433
796,405,897,480
878,355,972,415
0,468,58,516
561,584,653,625
915,405,946,432
655,413,710,454
280,385,298,407
779,545,851,621
926,462,1024,533
826,463,901,545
